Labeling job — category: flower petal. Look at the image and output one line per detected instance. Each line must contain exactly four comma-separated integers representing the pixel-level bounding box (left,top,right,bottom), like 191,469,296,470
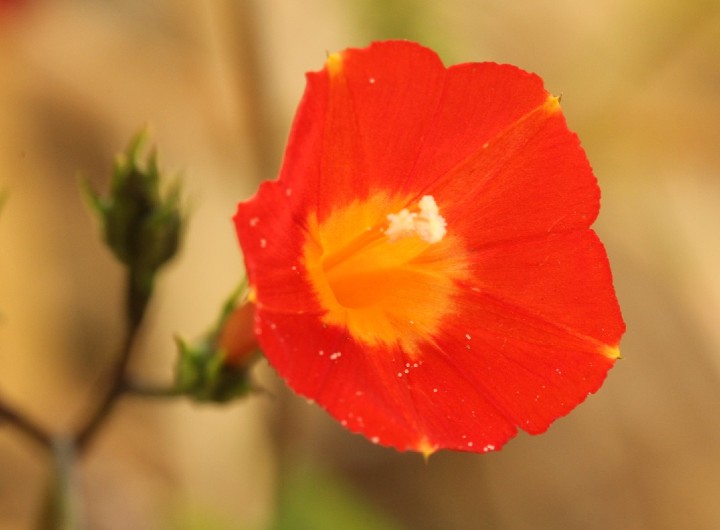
314,41,446,217
472,230,624,347
436,100,600,246
235,178,316,314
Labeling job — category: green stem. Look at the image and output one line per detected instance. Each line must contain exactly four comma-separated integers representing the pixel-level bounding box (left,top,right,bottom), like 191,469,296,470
122,378,183,398
75,270,151,453
37,437,85,530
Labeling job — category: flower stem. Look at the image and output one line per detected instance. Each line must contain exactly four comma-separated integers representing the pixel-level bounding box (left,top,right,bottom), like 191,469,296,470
36,437,85,530
75,269,151,453
122,378,183,398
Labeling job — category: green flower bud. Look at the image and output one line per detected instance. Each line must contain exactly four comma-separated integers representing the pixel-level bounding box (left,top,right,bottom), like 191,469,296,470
84,130,183,282
175,283,260,403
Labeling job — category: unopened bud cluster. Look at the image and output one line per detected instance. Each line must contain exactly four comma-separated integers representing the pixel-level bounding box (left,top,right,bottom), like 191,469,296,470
84,131,183,283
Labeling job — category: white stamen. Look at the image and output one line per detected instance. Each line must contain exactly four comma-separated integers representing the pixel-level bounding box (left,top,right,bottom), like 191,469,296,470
418,195,439,215
415,195,446,243
385,195,446,244
385,208,417,241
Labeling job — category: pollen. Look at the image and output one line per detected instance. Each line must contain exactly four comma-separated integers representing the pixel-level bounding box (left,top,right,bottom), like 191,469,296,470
385,195,447,243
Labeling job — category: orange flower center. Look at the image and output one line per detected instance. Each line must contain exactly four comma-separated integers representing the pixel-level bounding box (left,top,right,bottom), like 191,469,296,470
303,192,470,354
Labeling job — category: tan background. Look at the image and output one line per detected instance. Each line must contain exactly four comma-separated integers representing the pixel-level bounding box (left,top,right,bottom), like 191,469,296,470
1,1,720,529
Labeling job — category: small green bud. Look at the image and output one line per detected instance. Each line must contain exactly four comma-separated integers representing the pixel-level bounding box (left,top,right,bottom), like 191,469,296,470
175,283,260,403
84,130,183,281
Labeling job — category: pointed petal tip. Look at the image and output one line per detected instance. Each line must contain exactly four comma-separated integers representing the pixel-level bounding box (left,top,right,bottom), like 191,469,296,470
601,344,622,360
325,51,344,77
545,93,562,113
416,437,438,461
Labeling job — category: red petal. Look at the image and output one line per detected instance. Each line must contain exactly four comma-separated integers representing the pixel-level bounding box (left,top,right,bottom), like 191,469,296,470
429,100,601,246
472,230,625,347
253,308,518,452
420,291,616,448
234,41,625,454
313,42,447,218
402,61,549,196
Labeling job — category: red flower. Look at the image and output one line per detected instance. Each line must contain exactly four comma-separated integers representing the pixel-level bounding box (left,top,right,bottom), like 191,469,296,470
234,41,625,455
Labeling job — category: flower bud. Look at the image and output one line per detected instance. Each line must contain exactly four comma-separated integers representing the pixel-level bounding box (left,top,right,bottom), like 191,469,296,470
175,285,260,403
217,301,259,368
84,130,183,281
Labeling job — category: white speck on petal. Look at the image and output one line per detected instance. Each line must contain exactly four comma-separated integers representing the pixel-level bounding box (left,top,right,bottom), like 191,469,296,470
318,350,324,356
249,217,259,227
465,334,472,340
433,388,438,393
371,436,379,444
285,188,292,197
260,238,267,248
330,352,342,360
468,441,474,448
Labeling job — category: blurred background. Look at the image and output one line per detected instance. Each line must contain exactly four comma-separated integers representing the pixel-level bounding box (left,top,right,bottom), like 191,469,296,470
1,0,720,529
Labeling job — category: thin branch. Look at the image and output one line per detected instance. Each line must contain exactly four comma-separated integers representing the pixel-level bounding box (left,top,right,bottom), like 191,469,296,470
0,394,52,451
75,270,150,453
40,437,86,530
122,378,182,398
